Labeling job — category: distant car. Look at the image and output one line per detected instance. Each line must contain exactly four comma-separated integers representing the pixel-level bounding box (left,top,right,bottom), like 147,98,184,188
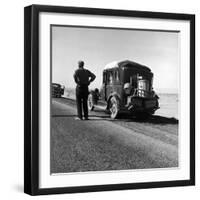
88,60,159,119
52,83,65,98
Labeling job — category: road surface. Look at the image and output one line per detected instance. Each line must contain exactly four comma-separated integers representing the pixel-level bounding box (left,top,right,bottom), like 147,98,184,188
51,98,178,174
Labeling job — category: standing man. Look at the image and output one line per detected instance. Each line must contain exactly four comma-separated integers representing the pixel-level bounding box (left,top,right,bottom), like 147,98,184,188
73,61,96,120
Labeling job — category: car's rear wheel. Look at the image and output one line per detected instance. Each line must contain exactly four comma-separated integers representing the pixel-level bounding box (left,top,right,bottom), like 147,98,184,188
109,96,119,119
88,93,94,111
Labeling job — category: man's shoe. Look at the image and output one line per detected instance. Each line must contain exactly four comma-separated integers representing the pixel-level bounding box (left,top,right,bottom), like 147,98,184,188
75,117,82,120
83,117,89,120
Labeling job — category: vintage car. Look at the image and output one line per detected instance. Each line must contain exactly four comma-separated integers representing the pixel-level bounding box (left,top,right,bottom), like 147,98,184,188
88,60,159,119
52,83,65,98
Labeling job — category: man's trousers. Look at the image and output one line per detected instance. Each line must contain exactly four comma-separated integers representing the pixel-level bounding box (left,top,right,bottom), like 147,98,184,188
75,85,89,119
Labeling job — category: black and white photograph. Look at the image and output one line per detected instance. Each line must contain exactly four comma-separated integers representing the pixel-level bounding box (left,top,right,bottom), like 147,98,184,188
50,25,179,174
24,5,195,195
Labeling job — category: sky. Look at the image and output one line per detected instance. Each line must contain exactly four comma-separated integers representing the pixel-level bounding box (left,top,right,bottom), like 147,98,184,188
52,26,179,93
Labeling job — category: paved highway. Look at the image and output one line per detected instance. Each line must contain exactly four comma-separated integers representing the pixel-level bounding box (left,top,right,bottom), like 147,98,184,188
51,98,178,174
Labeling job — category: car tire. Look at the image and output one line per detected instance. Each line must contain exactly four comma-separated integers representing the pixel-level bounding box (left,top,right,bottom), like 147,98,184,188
109,96,120,119
88,93,94,111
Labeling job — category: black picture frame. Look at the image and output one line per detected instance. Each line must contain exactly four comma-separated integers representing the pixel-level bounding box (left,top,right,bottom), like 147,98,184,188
24,4,195,196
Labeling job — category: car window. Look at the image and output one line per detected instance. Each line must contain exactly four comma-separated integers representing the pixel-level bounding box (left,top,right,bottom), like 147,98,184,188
108,71,113,84
103,72,106,83
114,70,119,82
105,70,120,84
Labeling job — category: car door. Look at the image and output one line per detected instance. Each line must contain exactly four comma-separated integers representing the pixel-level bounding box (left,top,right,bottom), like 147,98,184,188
100,72,107,101
105,70,113,101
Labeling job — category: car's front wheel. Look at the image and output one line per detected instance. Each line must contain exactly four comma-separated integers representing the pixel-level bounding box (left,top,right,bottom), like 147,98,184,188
88,93,94,111
109,96,120,119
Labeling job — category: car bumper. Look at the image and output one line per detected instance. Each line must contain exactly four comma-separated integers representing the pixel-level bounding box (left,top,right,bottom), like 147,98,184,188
126,96,159,113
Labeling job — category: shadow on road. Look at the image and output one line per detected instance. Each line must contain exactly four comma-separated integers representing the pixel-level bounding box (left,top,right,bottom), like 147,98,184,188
52,98,178,125
52,114,77,118
52,114,178,124
52,114,109,120
117,114,178,125
51,114,178,125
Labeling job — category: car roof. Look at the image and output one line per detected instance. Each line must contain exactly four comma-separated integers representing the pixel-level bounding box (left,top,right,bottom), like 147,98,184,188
103,60,151,72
